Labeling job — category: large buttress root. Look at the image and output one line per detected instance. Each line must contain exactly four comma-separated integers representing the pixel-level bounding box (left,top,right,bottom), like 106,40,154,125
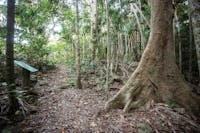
105,68,200,115
105,72,156,113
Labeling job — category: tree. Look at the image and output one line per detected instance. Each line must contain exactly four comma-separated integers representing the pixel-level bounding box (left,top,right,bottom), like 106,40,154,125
189,0,200,82
105,0,200,115
91,0,98,60
75,0,82,89
15,0,51,68
174,8,182,72
105,0,110,91
6,0,18,114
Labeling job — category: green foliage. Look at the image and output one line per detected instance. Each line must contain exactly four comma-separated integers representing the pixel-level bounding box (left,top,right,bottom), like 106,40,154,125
0,41,5,60
15,35,50,67
48,41,75,65
0,41,6,80
1,129,11,133
0,0,195,85
81,58,97,73
14,1,54,69
167,100,176,109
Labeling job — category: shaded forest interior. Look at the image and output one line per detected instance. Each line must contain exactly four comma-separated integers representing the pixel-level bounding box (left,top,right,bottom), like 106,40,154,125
0,0,200,132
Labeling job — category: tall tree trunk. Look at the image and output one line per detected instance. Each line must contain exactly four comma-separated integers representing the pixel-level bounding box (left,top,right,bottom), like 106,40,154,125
175,9,182,72
75,0,82,89
6,0,18,114
106,0,110,90
131,4,145,49
189,0,200,83
105,0,200,116
91,0,98,60
189,10,193,82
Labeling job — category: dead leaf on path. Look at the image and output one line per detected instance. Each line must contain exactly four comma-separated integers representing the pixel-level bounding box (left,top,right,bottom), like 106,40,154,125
90,122,97,127
104,114,110,118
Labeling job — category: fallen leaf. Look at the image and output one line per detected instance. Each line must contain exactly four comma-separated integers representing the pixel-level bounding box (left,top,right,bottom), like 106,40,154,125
104,114,110,118
90,122,97,127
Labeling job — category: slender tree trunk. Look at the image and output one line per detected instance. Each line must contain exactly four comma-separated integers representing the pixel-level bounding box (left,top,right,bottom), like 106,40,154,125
82,33,85,60
105,0,200,116
106,0,110,90
115,32,120,72
132,31,139,61
189,11,193,82
175,9,182,72
189,0,200,83
131,5,145,48
91,0,98,60
75,0,82,89
6,0,18,114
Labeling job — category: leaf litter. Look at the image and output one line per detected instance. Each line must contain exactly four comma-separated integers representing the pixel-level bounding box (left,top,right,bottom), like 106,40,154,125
17,66,200,133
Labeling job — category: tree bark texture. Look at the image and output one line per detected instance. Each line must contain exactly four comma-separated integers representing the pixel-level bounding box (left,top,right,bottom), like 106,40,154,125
6,0,18,114
105,0,200,116
75,0,82,89
106,0,111,89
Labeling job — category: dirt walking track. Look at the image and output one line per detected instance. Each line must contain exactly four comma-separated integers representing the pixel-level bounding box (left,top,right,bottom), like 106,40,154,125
18,66,200,133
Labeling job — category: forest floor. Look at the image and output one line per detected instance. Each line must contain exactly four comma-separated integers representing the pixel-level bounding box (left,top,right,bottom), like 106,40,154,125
14,66,200,133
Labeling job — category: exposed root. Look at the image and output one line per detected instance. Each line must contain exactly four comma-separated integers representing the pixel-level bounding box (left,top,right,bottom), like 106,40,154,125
17,97,37,116
150,104,200,131
105,69,200,115
105,77,156,112
105,93,124,111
